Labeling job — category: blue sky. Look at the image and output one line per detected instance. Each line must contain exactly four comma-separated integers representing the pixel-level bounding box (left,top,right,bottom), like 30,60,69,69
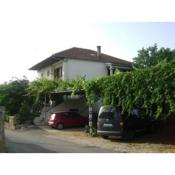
95,22,175,59
0,0,175,83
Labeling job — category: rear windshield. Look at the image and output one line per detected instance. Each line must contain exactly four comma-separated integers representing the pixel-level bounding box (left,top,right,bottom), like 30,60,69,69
99,112,114,119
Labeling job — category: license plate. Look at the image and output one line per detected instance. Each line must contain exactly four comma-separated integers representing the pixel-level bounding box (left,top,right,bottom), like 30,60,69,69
103,123,113,127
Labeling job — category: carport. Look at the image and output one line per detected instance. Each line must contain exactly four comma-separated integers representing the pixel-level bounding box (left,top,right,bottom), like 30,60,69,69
42,90,98,135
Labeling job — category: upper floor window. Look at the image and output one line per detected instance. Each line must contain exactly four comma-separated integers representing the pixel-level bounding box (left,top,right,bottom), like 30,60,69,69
54,67,62,79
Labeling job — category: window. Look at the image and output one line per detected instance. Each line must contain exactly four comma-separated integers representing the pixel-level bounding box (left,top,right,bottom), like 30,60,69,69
54,67,62,79
61,112,69,118
70,112,80,118
99,112,114,119
61,112,79,118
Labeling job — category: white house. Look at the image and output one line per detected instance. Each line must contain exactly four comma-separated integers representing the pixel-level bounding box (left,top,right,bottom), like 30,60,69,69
30,46,132,124
29,46,132,80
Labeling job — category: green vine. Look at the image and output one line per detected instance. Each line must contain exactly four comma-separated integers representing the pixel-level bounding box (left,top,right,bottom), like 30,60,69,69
28,60,175,120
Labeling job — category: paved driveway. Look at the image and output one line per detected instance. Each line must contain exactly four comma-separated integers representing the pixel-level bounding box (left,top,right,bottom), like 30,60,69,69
5,125,175,153
5,128,115,153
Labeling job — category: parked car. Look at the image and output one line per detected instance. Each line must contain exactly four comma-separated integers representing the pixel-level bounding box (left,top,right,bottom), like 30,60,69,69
48,111,88,129
97,105,155,139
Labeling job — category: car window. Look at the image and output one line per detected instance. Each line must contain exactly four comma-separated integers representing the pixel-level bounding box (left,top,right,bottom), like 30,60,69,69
115,110,121,119
99,112,114,119
61,112,70,118
61,112,80,118
69,112,80,118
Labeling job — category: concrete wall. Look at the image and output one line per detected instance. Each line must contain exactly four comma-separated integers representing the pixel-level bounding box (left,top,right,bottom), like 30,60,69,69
64,59,107,80
0,106,5,152
4,116,16,130
38,59,107,81
37,66,53,79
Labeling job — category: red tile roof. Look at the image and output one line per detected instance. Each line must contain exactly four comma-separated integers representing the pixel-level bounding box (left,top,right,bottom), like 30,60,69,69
29,47,132,70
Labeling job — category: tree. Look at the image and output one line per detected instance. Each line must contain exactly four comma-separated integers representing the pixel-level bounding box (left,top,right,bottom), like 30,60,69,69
133,44,175,69
0,78,37,123
0,78,29,115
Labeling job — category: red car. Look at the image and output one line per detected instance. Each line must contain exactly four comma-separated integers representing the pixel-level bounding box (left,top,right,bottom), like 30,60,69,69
48,111,88,129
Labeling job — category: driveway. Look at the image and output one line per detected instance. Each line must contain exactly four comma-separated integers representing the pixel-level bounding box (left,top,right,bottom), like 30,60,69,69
5,125,175,153
5,128,115,153
38,125,175,153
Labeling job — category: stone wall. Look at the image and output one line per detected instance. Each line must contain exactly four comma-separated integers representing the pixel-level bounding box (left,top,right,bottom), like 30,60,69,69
4,116,16,130
0,106,5,152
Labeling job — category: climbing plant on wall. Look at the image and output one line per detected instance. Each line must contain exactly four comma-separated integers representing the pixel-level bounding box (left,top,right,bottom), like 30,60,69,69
26,45,175,120
27,59,175,120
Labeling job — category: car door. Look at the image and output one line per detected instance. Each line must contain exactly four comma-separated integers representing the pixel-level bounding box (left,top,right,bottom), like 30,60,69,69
63,112,79,127
74,113,86,126
69,112,81,126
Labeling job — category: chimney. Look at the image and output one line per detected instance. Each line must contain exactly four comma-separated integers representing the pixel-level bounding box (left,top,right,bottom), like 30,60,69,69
97,46,101,58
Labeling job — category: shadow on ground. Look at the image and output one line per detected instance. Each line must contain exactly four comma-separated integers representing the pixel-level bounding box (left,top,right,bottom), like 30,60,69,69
47,124,175,145
6,139,56,153
109,123,175,146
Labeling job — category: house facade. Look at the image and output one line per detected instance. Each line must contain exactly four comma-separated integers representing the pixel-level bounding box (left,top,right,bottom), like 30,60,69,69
30,46,132,124
30,46,132,80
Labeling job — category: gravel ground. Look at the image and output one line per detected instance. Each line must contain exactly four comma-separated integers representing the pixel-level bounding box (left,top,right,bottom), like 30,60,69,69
39,125,175,153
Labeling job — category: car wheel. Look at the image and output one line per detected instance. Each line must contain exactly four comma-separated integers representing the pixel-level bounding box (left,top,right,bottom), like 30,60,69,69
57,123,64,130
102,135,108,139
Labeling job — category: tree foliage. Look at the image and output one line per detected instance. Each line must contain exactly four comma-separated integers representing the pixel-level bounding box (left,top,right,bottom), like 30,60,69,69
0,78,39,123
133,44,175,68
0,79,29,116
